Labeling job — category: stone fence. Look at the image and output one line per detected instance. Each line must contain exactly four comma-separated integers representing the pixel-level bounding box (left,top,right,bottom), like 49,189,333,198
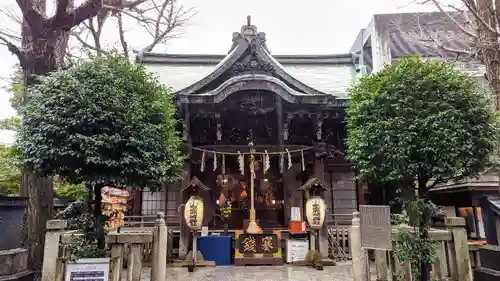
41,213,168,281
350,213,472,281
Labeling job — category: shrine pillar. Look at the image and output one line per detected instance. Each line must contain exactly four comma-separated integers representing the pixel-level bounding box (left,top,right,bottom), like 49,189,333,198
314,157,329,258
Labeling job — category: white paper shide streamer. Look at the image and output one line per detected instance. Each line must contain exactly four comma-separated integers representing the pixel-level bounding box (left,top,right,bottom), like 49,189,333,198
264,150,271,172
200,151,206,172
213,152,217,171
286,149,292,169
238,151,245,175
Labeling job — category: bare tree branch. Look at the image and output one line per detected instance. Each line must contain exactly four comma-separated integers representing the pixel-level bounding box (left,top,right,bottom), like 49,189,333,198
0,34,27,67
48,0,103,31
460,0,500,36
15,0,46,36
430,0,477,38
117,12,129,57
70,0,195,56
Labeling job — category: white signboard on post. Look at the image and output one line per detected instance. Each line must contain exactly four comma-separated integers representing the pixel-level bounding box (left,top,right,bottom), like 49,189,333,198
359,205,392,250
65,258,110,281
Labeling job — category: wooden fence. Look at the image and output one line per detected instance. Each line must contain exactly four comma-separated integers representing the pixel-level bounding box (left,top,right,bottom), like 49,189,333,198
351,214,473,281
41,215,169,281
123,214,353,262
326,213,352,261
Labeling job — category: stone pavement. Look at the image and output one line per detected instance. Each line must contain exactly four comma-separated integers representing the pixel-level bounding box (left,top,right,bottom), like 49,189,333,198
135,262,354,281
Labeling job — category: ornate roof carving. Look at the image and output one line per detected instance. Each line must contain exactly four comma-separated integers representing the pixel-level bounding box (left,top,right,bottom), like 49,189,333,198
173,16,335,102
176,74,345,106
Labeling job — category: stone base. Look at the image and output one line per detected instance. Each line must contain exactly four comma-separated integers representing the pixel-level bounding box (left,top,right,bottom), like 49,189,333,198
474,245,500,281
0,271,34,281
474,267,500,281
0,248,29,278
291,258,336,266
170,251,216,268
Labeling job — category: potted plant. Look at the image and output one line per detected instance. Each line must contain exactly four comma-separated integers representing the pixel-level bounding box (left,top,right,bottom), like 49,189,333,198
217,201,232,236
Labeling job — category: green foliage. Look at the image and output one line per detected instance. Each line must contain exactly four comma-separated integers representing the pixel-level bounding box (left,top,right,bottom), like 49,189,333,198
19,54,185,190
53,181,87,201
0,117,21,132
0,144,21,195
3,66,24,113
347,56,498,281
55,202,108,259
393,198,439,281
347,56,500,185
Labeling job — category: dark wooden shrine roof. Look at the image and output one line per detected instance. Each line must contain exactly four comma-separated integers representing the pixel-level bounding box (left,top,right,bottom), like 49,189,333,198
181,176,210,192
137,17,357,103
297,177,329,192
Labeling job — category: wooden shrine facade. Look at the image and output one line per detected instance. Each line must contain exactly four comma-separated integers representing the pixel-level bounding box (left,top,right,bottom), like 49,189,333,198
134,18,361,256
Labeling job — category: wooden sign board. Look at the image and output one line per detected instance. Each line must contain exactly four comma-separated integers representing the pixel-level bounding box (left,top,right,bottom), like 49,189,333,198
234,230,284,265
359,205,392,250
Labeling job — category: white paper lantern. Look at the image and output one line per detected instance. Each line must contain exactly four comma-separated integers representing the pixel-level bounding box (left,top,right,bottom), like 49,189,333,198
184,196,204,230
305,196,326,230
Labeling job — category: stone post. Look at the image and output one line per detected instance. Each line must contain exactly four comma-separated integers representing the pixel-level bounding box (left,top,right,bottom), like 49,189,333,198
350,212,368,281
375,250,388,281
110,243,123,281
151,212,167,281
127,243,142,281
445,217,472,281
41,220,67,281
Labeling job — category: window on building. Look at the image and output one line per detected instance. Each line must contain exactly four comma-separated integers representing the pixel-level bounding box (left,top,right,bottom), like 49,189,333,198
141,188,165,216
457,207,486,240
166,190,177,217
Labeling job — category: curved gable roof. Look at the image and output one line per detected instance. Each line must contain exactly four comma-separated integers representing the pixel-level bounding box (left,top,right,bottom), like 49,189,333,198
166,17,333,97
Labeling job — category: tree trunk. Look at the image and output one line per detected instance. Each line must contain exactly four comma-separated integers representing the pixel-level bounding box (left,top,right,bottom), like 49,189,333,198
20,171,53,273
417,179,431,281
19,0,71,273
476,0,500,109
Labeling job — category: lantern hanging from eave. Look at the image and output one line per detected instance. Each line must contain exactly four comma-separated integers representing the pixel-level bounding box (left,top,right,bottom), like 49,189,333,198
184,196,204,230
305,196,326,230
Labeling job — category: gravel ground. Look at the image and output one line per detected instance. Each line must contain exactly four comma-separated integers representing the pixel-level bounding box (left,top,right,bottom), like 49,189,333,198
130,262,355,281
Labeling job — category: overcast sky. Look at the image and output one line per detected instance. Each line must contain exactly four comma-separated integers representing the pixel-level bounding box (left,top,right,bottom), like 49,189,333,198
0,0,451,144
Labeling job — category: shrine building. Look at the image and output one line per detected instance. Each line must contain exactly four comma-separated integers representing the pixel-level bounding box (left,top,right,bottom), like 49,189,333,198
132,13,500,258
134,16,359,258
